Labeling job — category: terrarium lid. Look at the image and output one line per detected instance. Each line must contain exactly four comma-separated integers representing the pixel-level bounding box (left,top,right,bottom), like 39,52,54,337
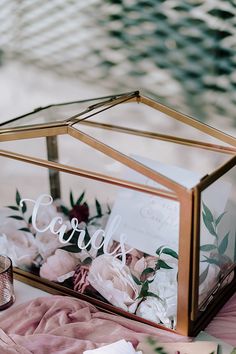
0,92,138,131
0,90,235,149
0,91,236,195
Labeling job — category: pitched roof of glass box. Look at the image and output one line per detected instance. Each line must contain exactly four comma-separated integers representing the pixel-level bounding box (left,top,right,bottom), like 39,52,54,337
0,91,236,196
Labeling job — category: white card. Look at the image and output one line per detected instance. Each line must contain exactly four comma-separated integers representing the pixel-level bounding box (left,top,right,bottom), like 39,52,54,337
106,155,202,256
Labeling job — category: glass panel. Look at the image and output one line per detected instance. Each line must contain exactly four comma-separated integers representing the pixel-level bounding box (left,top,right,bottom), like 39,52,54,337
0,97,115,129
199,166,236,310
73,122,231,187
0,156,180,330
1,137,48,159
1,135,176,192
76,101,233,147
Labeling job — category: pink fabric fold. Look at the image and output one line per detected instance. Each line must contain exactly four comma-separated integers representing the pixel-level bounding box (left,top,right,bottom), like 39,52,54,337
205,292,236,346
0,292,235,353
0,296,187,354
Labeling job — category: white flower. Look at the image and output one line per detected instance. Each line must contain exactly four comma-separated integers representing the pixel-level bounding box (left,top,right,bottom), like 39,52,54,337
137,259,178,328
0,212,39,269
0,230,38,269
136,297,173,327
87,255,139,312
34,231,63,261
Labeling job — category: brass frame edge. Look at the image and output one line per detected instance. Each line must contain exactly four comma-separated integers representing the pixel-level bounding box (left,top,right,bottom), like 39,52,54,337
140,96,236,147
176,190,194,335
0,149,177,200
78,120,236,155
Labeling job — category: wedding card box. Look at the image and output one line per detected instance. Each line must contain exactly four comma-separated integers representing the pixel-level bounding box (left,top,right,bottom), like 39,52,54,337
0,91,236,336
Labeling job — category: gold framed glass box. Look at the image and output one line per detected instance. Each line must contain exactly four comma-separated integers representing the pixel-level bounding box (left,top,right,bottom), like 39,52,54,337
0,91,235,336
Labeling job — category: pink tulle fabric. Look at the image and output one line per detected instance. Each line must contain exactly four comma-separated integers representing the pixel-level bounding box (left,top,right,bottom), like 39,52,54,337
0,295,187,354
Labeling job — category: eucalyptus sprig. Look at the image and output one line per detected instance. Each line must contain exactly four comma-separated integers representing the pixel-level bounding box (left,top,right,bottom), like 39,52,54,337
132,245,178,310
200,201,230,284
201,202,229,257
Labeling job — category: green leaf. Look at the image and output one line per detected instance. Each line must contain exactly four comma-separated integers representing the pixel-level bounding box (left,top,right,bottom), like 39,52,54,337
28,215,32,224
68,230,81,244
76,191,85,206
131,274,142,285
161,247,178,259
218,232,229,255
141,267,155,278
202,202,214,222
107,204,111,214
16,189,21,206
140,281,149,296
7,205,19,211
202,256,220,267
96,238,105,257
60,205,69,216
154,347,167,354
146,337,156,346
157,259,173,269
146,291,162,301
82,257,92,265
156,246,163,256
8,215,24,220
202,212,217,237
199,265,210,285
70,190,75,208
21,201,27,214
84,227,91,251
200,244,217,252
95,199,102,217
60,245,81,253
19,227,31,233
215,211,227,226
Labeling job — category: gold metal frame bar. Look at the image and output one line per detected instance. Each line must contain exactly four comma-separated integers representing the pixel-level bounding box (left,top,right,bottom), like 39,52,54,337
0,124,68,141
176,190,194,334
78,120,236,155
68,93,139,124
141,96,236,147
0,149,177,200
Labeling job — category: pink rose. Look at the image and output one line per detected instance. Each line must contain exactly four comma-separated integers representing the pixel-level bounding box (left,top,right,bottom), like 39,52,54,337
130,256,157,281
40,249,78,282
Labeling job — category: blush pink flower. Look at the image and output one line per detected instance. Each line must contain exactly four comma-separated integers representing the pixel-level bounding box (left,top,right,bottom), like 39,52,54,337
40,249,78,282
87,255,139,312
130,256,157,280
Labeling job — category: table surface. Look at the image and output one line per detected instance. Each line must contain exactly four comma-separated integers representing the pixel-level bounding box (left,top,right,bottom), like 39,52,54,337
0,280,234,354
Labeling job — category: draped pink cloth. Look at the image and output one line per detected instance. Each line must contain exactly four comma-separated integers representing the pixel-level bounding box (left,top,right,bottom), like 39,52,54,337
0,292,235,353
0,295,187,354
205,292,236,346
